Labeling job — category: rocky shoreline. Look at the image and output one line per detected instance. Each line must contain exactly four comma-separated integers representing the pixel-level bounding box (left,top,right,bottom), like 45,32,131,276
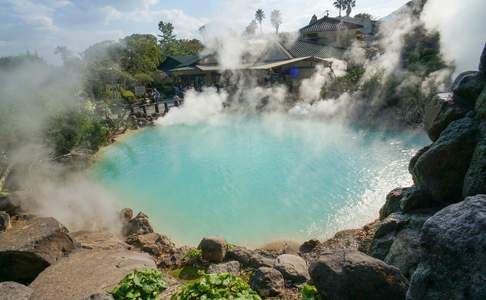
1,44,486,300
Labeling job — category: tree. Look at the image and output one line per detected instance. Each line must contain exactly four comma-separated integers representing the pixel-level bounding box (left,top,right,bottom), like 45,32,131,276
354,13,373,21
270,10,282,34
158,21,204,60
158,21,176,46
255,9,265,33
333,0,346,17
244,20,258,36
345,0,356,17
120,34,162,75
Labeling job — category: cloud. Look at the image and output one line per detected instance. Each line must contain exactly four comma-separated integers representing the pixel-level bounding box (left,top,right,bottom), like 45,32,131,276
421,0,486,73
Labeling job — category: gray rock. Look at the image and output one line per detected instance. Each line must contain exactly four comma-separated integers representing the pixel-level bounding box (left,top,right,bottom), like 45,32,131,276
0,210,10,231
250,267,284,298
400,187,439,212
249,252,275,268
411,117,479,203
198,237,226,263
0,281,32,300
385,228,421,279
126,232,175,257
424,93,467,141
122,212,154,237
463,122,486,197
408,145,431,174
0,216,76,284
407,195,486,300
380,188,409,220
299,239,320,254
274,254,310,285
309,250,408,300
207,261,240,275
226,246,254,266
30,248,156,300
452,71,485,109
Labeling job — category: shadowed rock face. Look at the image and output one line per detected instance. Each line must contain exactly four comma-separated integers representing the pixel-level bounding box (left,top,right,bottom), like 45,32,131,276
250,267,285,298
423,93,466,142
463,122,486,197
479,43,486,76
0,216,75,284
198,237,227,263
407,195,486,300
309,250,408,300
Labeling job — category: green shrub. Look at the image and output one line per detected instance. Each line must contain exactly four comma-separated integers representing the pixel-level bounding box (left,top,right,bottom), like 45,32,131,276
111,269,168,300
301,284,320,300
184,248,202,260
171,273,261,300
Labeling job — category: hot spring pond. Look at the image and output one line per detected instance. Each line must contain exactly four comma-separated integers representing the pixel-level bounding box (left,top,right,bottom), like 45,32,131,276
93,114,428,246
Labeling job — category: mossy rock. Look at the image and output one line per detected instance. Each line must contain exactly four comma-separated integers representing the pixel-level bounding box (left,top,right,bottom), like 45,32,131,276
475,87,486,119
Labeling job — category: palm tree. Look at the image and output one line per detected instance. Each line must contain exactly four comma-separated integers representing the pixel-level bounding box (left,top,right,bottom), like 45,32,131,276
270,10,282,34
345,0,356,17
333,0,346,17
255,9,265,33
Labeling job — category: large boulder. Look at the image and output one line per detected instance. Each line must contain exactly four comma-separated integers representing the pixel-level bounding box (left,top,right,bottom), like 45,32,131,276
207,261,240,275
250,267,285,298
452,71,485,109
423,93,467,141
122,212,154,237
368,213,410,260
411,116,479,203
0,216,76,284
198,237,227,263
126,232,175,257
384,228,421,279
463,122,486,197
274,254,310,285
407,195,486,300
30,248,156,300
0,193,21,215
0,282,32,300
309,250,408,300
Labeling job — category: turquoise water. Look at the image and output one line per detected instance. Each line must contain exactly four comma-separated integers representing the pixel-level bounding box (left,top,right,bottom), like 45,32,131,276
93,114,427,246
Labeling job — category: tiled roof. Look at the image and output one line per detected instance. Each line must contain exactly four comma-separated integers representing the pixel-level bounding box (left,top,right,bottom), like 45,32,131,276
300,16,363,33
283,40,345,59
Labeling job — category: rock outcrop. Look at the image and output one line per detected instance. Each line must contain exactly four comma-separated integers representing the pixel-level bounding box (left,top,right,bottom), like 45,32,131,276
207,261,240,275
274,254,310,285
463,122,486,196
0,216,76,284
0,211,10,231
29,248,156,300
122,212,154,236
0,281,33,300
411,116,479,203
423,93,466,142
198,237,227,263
309,250,409,300
250,267,285,298
407,195,486,300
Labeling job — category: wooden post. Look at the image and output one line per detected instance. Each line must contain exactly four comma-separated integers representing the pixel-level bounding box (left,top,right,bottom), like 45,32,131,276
141,105,147,116
164,103,169,113
155,102,160,114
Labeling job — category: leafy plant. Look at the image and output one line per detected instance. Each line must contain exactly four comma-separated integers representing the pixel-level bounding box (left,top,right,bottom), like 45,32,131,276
184,248,202,260
111,269,168,300
301,284,320,300
171,273,261,300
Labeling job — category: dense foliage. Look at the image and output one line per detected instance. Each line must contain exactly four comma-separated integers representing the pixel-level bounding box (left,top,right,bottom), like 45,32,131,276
111,269,168,300
172,273,261,300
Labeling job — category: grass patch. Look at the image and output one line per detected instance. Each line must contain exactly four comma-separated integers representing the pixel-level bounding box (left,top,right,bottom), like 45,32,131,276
111,269,167,300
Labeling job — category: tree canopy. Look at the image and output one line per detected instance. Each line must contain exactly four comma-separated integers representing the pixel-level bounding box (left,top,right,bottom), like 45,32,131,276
255,9,265,33
270,10,283,34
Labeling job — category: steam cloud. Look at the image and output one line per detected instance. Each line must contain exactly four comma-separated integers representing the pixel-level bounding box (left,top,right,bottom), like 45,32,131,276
421,0,486,73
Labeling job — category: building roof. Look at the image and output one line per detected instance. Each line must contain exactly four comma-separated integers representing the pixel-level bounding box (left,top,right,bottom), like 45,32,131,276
251,56,331,70
282,40,345,59
300,16,363,33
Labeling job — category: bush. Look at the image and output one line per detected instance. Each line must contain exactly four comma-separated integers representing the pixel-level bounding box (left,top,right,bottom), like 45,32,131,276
111,269,168,300
301,284,320,300
172,273,261,300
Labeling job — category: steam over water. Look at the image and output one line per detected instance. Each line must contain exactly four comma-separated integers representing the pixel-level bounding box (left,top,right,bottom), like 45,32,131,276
94,114,427,246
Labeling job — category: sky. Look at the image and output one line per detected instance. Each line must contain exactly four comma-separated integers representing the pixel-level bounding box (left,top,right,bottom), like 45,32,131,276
0,0,410,63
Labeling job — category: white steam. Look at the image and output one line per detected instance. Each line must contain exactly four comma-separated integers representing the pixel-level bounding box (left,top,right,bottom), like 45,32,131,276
421,0,486,73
